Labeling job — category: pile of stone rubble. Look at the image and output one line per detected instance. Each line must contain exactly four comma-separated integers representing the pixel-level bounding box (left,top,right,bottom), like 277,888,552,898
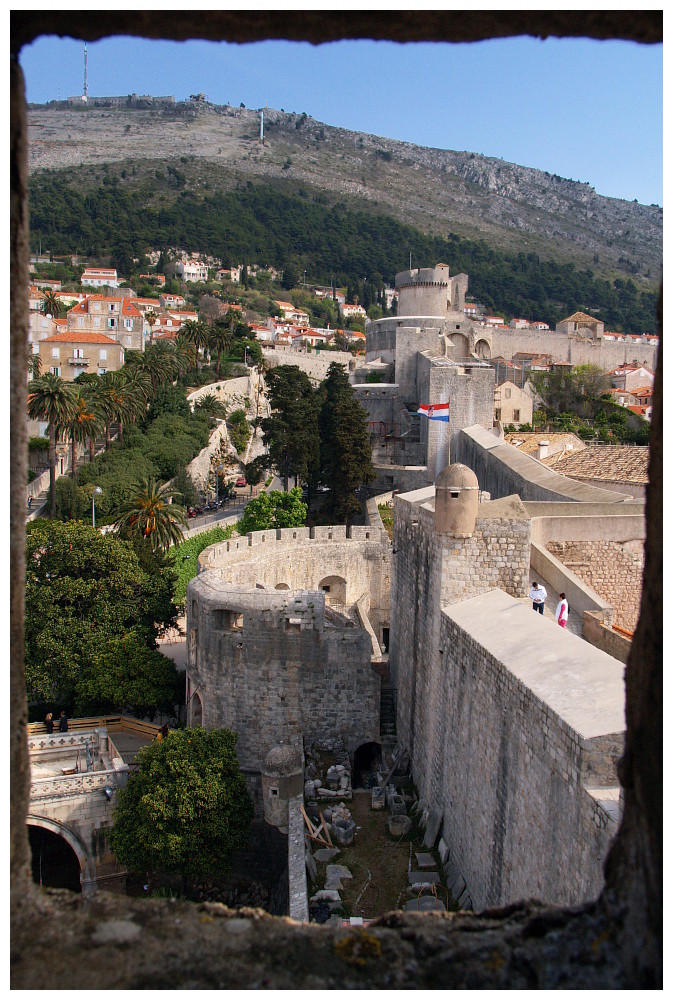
303,737,353,802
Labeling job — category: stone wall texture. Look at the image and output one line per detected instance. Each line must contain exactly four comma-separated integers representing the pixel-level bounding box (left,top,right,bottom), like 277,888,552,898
426,610,620,909
389,488,530,696
488,325,657,371
546,540,644,632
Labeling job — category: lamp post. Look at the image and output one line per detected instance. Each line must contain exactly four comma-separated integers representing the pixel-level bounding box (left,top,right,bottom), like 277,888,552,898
92,486,102,529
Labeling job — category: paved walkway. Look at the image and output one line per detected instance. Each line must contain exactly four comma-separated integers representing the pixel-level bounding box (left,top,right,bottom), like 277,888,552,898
525,569,583,636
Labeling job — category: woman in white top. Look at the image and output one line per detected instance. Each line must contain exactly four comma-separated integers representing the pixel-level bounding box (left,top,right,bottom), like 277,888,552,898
555,593,569,628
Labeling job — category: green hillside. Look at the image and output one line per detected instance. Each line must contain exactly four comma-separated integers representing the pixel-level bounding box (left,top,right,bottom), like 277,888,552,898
29,171,658,333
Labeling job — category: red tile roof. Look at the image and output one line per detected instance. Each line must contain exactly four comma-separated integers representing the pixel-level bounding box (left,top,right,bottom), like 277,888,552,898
42,331,120,345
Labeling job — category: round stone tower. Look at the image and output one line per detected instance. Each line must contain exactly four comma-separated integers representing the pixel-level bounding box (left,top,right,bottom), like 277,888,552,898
261,744,304,833
396,264,451,317
434,463,479,537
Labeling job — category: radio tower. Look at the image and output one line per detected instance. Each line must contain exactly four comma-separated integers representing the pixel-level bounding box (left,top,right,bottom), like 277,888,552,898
83,42,88,102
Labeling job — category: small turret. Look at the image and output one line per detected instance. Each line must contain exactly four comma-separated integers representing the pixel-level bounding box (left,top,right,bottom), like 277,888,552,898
261,744,303,833
435,463,479,537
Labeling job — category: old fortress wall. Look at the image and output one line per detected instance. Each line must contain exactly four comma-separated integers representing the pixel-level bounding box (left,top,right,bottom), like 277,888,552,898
390,484,625,910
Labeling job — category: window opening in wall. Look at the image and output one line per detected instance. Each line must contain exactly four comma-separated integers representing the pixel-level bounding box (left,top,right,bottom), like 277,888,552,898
322,585,331,593
513,410,520,422
270,787,279,797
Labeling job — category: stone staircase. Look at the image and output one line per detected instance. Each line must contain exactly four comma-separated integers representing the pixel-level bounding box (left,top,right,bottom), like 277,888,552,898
380,687,397,740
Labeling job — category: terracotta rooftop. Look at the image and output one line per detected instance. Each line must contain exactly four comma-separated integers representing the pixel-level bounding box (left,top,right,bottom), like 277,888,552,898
561,311,602,325
542,445,649,485
42,331,120,345
505,432,585,456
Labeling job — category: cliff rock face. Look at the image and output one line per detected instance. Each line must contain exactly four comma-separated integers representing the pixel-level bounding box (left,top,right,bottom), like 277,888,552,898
27,103,661,282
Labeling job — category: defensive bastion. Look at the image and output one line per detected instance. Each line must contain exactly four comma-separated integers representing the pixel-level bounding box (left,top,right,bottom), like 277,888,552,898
187,524,392,807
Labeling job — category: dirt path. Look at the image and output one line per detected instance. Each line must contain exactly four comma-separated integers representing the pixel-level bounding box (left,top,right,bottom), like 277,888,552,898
315,789,418,919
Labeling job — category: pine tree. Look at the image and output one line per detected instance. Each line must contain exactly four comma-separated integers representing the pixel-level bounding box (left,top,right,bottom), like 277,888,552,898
318,363,374,523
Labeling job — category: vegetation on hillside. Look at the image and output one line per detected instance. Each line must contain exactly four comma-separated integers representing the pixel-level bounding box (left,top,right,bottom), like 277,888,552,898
29,175,658,333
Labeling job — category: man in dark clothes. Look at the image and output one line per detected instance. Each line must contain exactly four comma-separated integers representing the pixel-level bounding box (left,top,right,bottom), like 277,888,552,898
59,711,68,732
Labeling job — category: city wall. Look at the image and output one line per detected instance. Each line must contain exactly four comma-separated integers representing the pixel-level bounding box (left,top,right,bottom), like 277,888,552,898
458,424,636,502
433,593,623,909
546,539,644,633
488,326,657,371
390,484,625,910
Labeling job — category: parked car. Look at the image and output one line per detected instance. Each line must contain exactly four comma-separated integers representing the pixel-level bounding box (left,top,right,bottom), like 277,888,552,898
235,476,247,487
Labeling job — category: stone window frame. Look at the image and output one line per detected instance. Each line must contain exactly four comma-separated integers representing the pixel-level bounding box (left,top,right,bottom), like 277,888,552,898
10,11,662,990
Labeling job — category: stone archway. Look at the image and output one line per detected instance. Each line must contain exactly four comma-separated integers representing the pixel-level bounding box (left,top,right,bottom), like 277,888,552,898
318,575,347,605
449,332,470,359
352,741,383,787
274,583,290,590
191,690,203,727
26,815,96,894
473,338,491,359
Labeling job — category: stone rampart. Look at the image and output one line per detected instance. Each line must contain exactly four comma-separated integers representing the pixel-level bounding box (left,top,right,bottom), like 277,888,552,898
546,540,644,632
428,591,623,910
488,325,657,371
458,424,634,502
583,611,632,664
197,524,390,638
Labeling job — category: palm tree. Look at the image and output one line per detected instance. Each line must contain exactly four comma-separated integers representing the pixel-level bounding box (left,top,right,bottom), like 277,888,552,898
113,476,187,554
68,388,103,481
27,373,79,517
194,392,228,424
145,308,158,347
208,316,234,376
41,291,66,318
125,344,177,394
98,370,146,447
27,351,42,381
181,320,208,373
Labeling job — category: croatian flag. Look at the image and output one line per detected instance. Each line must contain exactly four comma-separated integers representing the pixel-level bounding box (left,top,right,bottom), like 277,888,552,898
418,401,450,422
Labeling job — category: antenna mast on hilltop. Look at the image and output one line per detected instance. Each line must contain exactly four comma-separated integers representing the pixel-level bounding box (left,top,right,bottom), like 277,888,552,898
83,42,88,102
260,109,264,144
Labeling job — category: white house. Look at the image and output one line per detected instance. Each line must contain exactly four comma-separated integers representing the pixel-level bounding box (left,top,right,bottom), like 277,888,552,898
80,267,119,288
176,260,209,283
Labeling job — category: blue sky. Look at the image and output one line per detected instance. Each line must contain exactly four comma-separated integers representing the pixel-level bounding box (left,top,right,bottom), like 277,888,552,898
20,34,663,206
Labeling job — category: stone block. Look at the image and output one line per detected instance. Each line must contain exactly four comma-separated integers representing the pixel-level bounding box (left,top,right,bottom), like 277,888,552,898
447,872,466,901
414,852,435,869
438,838,449,864
388,814,412,837
403,896,446,913
408,871,439,887
389,794,406,816
305,849,317,883
326,864,353,881
371,787,386,810
331,821,355,847
313,847,340,863
423,809,442,849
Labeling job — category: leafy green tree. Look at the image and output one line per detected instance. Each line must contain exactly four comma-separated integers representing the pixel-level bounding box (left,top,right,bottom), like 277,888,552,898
108,728,253,883
25,519,179,715
113,476,187,554
27,373,79,517
227,408,251,454
318,362,375,523
169,524,235,609
262,366,320,491
237,488,307,534
181,320,209,372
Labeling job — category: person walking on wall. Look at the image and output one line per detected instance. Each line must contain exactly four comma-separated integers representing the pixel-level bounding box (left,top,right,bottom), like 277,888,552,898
555,593,569,628
58,710,68,732
529,581,547,615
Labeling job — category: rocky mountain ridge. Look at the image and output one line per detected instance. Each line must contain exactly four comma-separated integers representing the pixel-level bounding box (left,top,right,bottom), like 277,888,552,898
27,102,661,282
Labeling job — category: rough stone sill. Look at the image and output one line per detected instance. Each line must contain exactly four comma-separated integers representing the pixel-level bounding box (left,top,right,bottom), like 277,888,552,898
12,889,628,988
